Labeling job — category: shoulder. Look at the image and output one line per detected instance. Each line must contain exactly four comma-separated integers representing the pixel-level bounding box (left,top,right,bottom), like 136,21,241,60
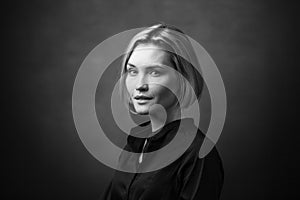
179,126,223,176
180,121,222,163
177,128,224,197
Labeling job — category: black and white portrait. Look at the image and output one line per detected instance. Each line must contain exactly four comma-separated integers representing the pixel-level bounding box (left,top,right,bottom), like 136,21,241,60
7,0,298,200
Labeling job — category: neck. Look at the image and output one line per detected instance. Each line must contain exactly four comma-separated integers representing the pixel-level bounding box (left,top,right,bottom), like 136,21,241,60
149,104,180,132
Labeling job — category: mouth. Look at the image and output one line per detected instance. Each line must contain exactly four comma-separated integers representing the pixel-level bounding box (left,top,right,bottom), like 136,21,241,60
134,95,153,100
133,95,154,104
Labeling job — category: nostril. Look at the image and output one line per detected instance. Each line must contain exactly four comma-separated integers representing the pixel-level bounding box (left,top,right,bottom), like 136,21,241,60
136,84,149,91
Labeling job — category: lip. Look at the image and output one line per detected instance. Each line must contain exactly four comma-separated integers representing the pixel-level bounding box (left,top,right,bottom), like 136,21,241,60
135,99,152,104
133,95,154,104
134,95,153,100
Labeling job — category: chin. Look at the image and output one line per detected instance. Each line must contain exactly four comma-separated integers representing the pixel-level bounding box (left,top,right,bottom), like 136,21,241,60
134,106,150,115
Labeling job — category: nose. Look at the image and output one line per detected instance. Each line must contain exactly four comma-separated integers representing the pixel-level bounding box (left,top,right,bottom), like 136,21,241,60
136,76,149,92
136,83,149,92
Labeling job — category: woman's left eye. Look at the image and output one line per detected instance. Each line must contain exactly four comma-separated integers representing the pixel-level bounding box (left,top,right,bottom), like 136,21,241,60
149,71,160,76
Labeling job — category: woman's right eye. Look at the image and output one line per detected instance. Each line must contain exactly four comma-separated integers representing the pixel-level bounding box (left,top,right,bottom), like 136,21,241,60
128,69,138,76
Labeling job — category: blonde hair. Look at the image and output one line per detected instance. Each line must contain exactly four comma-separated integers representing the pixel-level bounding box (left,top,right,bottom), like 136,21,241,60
120,23,203,110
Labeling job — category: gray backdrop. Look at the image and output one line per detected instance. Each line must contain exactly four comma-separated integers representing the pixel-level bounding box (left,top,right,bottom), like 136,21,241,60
7,0,298,199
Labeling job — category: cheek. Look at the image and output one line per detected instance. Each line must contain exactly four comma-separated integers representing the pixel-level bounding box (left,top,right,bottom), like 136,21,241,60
156,75,179,95
125,77,135,94
152,80,179,100
153,85,178,109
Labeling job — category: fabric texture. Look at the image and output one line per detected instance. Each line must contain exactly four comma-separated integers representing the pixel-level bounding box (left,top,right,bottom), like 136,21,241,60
101,118,224,200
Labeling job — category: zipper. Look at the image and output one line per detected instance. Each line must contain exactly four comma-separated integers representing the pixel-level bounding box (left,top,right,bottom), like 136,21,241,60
126,139,148,200
126,173,137,200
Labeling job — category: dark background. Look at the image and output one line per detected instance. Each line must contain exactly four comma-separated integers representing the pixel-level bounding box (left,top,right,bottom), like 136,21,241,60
6,0,299,199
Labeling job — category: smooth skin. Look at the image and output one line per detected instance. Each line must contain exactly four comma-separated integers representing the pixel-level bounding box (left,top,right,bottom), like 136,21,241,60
125,44,181,132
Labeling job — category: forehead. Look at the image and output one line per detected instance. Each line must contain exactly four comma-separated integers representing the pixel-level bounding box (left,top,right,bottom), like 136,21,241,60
127,44,172,67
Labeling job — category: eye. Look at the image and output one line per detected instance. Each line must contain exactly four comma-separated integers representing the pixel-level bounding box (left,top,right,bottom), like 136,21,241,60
128,69,138,76
149,70,160,76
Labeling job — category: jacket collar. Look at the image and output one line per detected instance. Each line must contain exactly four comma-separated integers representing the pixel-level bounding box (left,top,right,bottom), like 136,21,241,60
127,118,195,153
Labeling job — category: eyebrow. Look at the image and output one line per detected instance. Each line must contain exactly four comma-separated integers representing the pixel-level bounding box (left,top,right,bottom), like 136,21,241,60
127,63,136,68
127,63,168,69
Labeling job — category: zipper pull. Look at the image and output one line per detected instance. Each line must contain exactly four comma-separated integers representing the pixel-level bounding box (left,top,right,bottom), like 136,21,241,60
138,139,147,164
138,152,143,164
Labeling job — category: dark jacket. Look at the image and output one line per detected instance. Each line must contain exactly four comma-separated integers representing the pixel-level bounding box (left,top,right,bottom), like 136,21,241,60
101,118,224,200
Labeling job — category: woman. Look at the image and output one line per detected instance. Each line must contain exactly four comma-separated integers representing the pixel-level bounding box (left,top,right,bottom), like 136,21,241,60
101,23,224,200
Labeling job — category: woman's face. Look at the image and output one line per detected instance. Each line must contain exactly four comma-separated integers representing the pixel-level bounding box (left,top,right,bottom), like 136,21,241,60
125,44,180,115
